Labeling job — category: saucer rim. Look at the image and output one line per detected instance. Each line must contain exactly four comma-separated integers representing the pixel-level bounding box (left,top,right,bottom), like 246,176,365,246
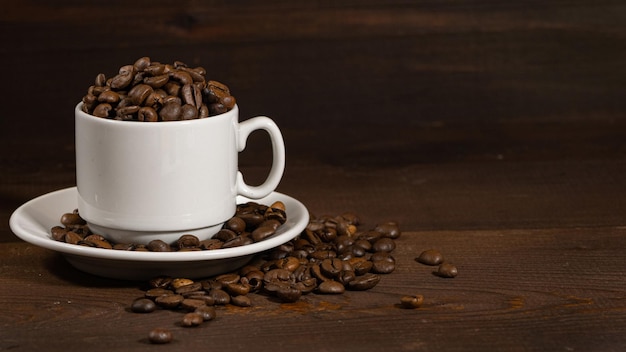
9,187,309,263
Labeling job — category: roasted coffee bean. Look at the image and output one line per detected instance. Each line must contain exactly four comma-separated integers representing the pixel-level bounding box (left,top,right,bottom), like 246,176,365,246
371,259,396,274
147,240,171,252
171,278,195,289
180,298,207,311
372,237,396,252
209,289,231,305
275,256,301,272
251,226,276,242
437,263,458,278
417,249,444,266
128,84,153,105
181,104,198,120
138,106,158,122
194,306,217,321
175,282,203,295
320,258,343,278
148,328,172,344
215,273,240,285
159,101,182,121
131,298,156,313
176,234,200,249
134,56,151,72
347,273,381,291
317,280,345,294
145,288,173,299
222,235,253,248
200,239,223,250
64,231,83,245
155,294,184,309
231,295,252,307
271,283,302,303
97,90,121,104
149,276,173,289
400,295,424,309
181,312,204,327
143,74,169,88
50,226,68,241
60,213,86,226
374,221,401,239
224,282,251,296
214,229,237,242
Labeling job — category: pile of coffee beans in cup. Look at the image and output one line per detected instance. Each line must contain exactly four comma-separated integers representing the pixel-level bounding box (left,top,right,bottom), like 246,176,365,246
81,57,235,121
50,201,287,250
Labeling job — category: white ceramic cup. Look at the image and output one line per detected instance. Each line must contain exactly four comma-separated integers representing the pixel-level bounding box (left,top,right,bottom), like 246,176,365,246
75,103,285,244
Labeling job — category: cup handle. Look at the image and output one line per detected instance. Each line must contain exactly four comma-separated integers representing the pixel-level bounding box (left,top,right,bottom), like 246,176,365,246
236,116,285,199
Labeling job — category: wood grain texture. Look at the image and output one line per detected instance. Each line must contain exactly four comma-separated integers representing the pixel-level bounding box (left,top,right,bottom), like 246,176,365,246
2,227,626,351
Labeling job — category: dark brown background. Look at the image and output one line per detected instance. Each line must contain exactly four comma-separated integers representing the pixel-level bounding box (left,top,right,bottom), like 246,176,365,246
1,1,625,351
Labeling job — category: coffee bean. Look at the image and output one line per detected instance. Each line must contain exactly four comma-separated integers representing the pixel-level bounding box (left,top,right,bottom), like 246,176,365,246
372,237,396,252
231,295,252,307
148,328,172,344
317,280,345,294
209,289,231,305
180,298,207,311
145,288,173,299
374,221,401,239
176,234,200,249
155,294,184,309
400,295,424,309
147,240,171,252
194,306,217,321
417,249,444,266
181,312,204,327
437,263,458,278
175,282,203,295
131,298,156,313
347,273,381,291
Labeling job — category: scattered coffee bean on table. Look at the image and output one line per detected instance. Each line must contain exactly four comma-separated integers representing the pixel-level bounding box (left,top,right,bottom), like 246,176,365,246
400,294,424,309
437,263,459,278
416,249,444,266
148,328,173,344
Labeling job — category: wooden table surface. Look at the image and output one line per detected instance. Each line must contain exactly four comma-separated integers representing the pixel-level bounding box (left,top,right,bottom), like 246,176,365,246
2,1,625,351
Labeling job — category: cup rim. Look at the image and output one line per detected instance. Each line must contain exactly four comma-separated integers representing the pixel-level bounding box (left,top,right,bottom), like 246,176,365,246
75,102,238,125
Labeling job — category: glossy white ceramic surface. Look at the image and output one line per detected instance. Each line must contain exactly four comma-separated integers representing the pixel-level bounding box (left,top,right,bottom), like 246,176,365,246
75,103,285,244
9,187,309,280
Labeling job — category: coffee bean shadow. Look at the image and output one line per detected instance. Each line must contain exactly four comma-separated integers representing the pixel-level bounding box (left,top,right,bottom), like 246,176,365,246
44,253,140,288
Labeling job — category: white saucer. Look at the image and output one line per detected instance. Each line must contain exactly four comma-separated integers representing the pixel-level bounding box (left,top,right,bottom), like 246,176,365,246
9,187,309,280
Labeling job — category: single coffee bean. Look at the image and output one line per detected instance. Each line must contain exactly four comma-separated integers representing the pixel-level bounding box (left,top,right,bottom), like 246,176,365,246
171,278,195,289
64,231,83,245
148,328,172,344
181,103,198,120
147,239,171,252
417,249,444,266
231,295,252,307
251,226,276,242
371,260,396,274
181,312,204,327
159,101,182,121
194,306,217,321
374,221,401,239
372,237,396,252
347,273,381,291
176,234,200,249
60,213,86,226
180,298,207,311
128,83,153,105
437,263,458,278
145,288,173,299
149,276,173,289
155,294,184,309
272,284,302,303
131,298,156,313
317,280,345,294
320,258,343,278
209,289,231,305
400,295,424,309
138,106,158,122
175,282,203,295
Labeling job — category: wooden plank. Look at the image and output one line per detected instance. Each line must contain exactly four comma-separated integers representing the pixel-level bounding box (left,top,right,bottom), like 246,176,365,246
1,227,625,351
